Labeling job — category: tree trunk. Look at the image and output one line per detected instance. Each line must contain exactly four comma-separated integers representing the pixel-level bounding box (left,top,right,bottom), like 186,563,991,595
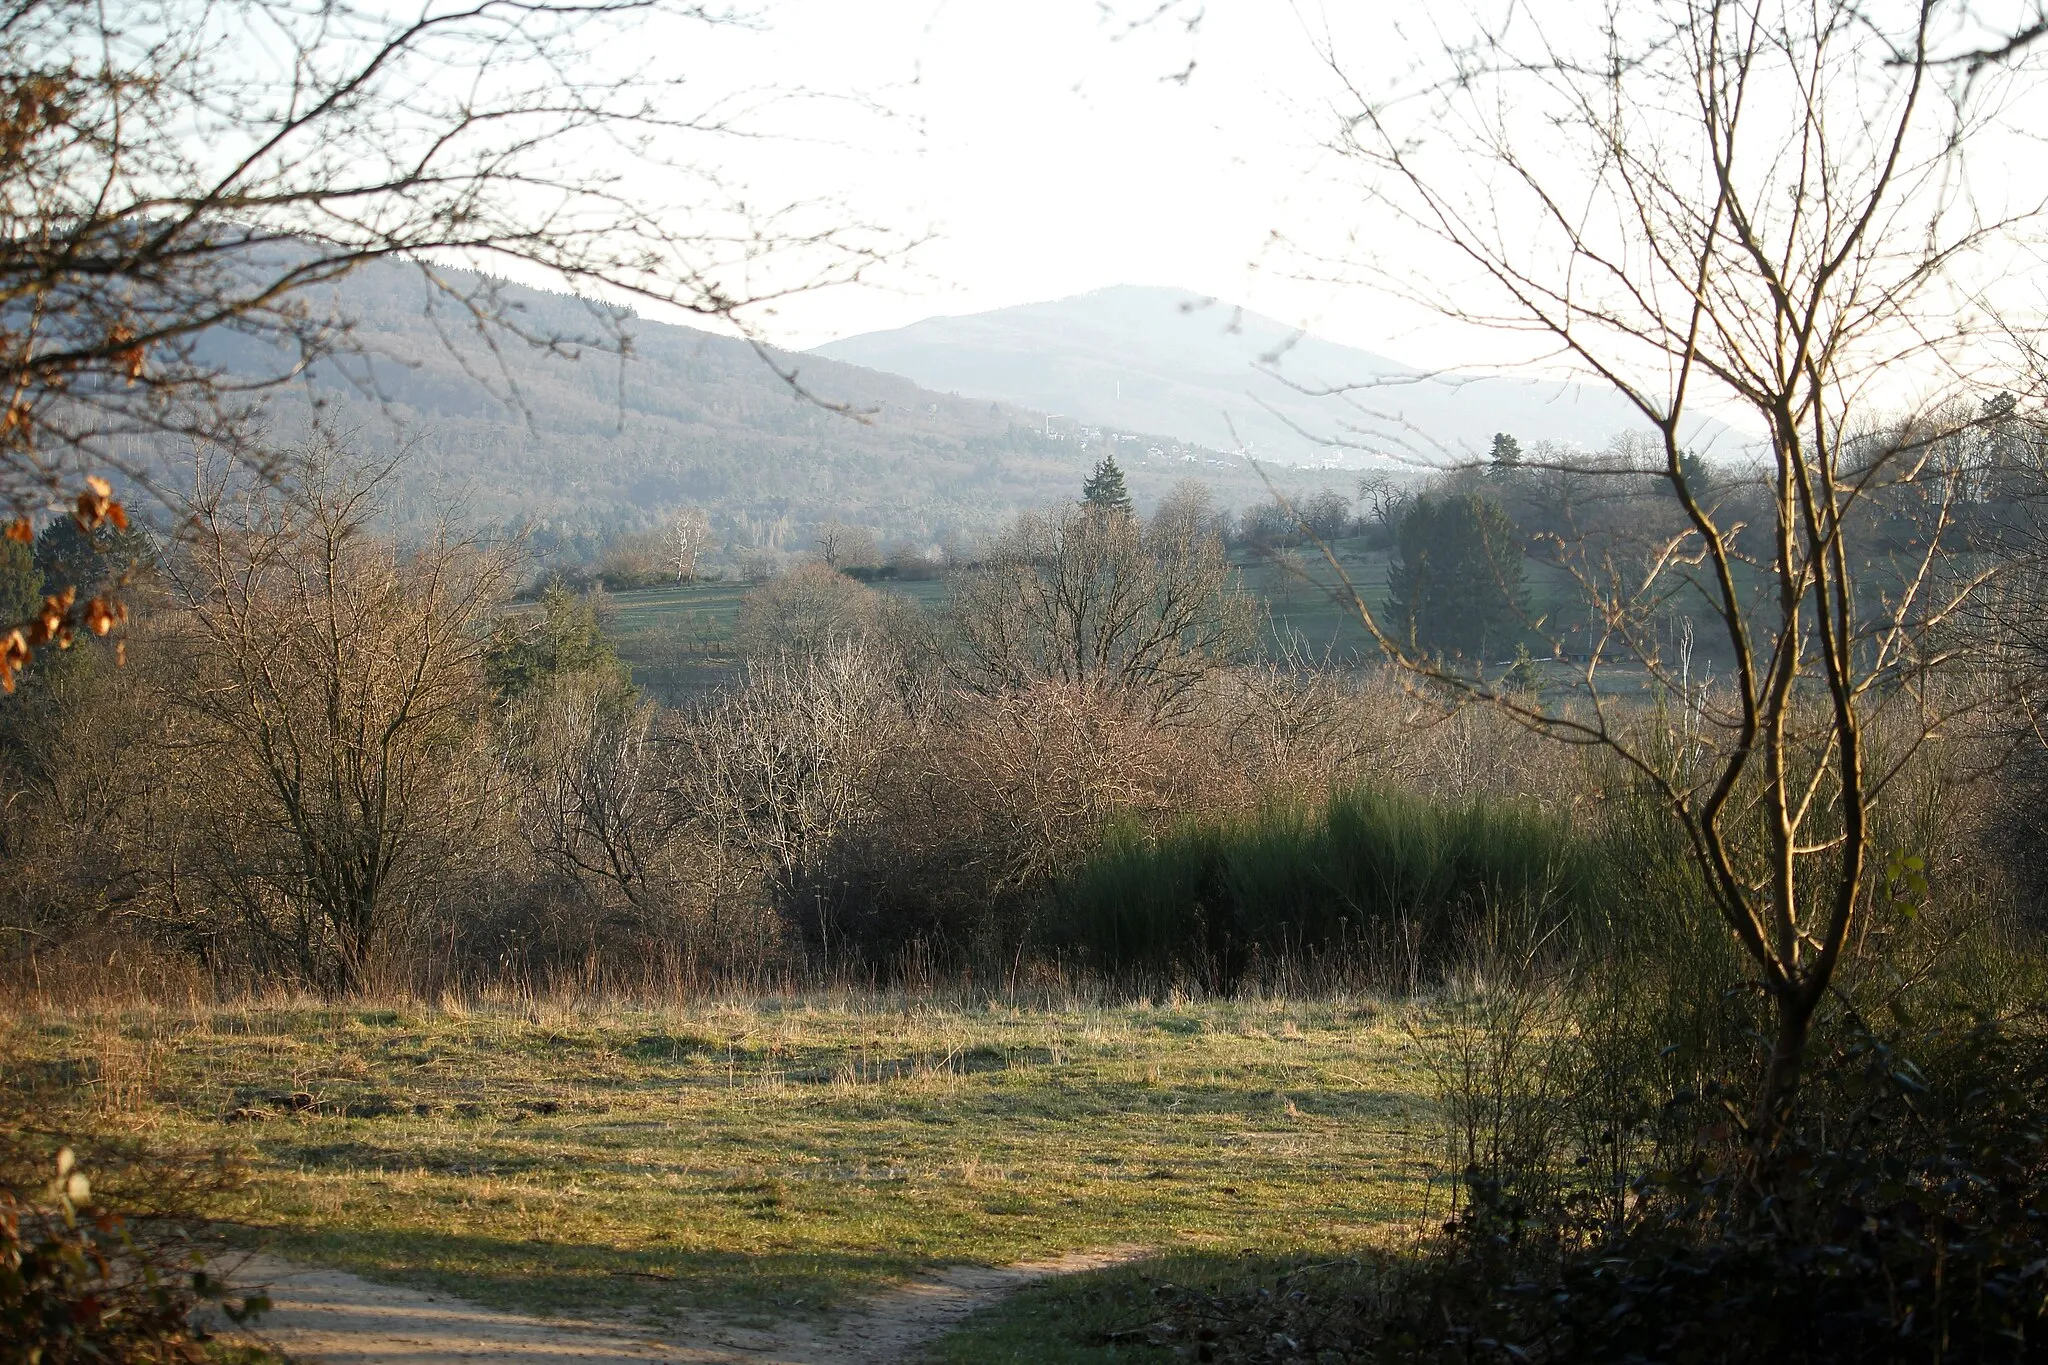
1752,988,1815,1159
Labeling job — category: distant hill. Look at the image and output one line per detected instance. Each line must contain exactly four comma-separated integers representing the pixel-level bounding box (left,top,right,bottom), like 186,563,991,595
812,286,1742,465
221,264,1340,563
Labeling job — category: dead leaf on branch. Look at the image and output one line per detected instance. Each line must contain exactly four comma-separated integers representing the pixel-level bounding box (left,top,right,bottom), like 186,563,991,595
0,479,132,690
73,476,126,533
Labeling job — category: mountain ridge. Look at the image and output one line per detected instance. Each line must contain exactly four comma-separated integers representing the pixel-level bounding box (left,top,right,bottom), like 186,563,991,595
813,285,1741,464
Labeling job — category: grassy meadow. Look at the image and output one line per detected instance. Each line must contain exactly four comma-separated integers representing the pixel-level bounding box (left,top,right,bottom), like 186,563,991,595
4,994,1437,1349
599,541,1405,700
594,541,1625,703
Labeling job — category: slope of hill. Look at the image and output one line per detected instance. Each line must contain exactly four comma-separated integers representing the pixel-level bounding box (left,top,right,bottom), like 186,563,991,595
812,286,1741,465
224,264,1337,558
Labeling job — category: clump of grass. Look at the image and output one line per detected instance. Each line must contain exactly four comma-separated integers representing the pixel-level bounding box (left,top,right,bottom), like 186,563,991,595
1054,783,1606,988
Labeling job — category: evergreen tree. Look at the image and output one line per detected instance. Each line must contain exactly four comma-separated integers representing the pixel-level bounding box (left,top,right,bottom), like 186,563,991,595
34,516,151,599
1489,431,1522,470
1386,493,1527,661
483,582,631,700
0,535,40,630
1676,448,1710,492
1082,452,1134,517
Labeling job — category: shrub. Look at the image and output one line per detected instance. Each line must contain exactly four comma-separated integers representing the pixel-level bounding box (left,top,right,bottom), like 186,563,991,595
1055,783,1605,988
1388,1017,2048,1365
1132,1014,2048,1364
0,1134,266,1364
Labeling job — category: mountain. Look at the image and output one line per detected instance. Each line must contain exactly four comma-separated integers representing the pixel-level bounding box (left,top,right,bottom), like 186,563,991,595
812,286,1742,465
223,264,1339,563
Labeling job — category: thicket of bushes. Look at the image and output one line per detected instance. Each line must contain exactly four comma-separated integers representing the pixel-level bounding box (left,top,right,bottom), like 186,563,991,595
1102,725,2040,1362
1,462,1630,999
2,592,2008,1006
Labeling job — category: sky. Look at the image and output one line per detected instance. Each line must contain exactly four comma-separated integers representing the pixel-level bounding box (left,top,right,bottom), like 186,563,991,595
581,0,2048,422
671,1,1432,357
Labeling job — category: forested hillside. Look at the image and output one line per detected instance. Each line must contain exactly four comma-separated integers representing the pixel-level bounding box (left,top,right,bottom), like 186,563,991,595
226,263,1334,561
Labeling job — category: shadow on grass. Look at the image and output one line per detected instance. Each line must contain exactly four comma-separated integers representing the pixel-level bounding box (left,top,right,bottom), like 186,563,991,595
220,1221,939,1324
925,1249,1394,1365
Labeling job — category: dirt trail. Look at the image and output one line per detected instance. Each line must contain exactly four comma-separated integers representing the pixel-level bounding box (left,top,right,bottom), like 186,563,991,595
230,1246,1150,1365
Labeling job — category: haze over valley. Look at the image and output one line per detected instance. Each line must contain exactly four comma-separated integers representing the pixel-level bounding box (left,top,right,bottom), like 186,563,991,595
815,285,1743,466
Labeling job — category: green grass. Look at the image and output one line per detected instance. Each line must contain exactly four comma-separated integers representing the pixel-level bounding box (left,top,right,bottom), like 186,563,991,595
586,542,1607,696
1233,542,1390,660
597,576,953,700
6,996,1435,1335
604,579,751,636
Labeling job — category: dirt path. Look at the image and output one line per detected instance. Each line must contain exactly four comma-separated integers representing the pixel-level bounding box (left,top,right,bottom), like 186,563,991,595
229,1247,1151,1365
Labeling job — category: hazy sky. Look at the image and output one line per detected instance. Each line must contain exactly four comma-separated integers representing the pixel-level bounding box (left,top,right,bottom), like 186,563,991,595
636,0,2048,415
683,2,1426,356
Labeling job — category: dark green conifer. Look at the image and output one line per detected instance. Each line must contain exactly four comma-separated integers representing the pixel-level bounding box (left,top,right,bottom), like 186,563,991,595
483,581,631,700
1081,452,1134,516
1386,492,1526,661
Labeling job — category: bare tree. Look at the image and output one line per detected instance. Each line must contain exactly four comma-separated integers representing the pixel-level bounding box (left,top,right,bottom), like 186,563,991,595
1314,0,2045,1140
1354,473,1410,544
950,497,1256,720
164,448,511,992
665,644,910,968
667,507,714,584
509,674,667,912
734,561,891,661
813,521,881,572
0,0,900,680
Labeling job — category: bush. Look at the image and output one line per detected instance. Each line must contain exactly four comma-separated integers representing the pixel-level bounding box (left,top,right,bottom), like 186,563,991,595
1386,1016,2048,1365
1130,1014,2048,1364
1055,783,1605,988
0,1133,267,1364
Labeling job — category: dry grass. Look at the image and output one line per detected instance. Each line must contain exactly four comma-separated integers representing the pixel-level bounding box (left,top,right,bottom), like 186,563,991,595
3,989,1439,1335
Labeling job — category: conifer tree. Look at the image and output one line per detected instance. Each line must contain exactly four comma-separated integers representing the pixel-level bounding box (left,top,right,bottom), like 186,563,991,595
1489,432,1522,470
1386,493,1525,661
1082,452,1134,517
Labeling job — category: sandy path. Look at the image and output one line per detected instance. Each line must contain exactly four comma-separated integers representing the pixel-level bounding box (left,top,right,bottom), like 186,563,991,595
229,1246,1150,1365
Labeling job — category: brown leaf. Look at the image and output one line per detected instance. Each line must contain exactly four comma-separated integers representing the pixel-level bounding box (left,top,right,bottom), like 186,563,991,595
82,597,121,636
73,478,113,531
108,326,145,383
0,628,29,693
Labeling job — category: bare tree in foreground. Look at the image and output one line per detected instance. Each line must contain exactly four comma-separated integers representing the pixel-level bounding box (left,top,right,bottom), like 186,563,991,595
1314,0,2047,1143
0,0,900,682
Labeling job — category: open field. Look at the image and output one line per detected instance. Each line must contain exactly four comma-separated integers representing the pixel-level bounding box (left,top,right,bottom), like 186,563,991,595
595,542,1618,700
594,544,1407,699
5,995,1436,1359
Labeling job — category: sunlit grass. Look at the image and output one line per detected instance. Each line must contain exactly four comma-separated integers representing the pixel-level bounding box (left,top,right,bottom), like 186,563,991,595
6,994,1435,1329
